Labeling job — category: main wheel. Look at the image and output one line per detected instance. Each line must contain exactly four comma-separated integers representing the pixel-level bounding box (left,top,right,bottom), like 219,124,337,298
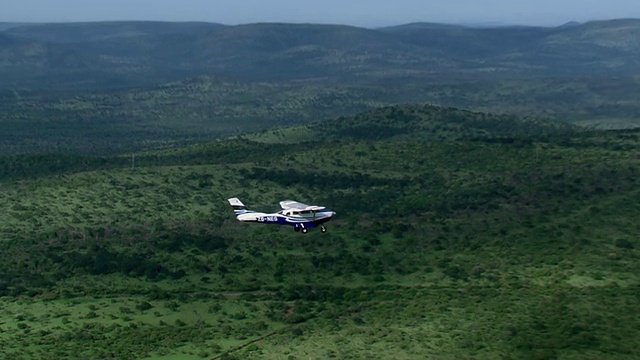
301,228,308,234
321,226,327,233
294,227,300,232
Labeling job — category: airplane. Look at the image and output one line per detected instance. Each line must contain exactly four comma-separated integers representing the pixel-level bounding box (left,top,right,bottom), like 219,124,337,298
228,197,336,234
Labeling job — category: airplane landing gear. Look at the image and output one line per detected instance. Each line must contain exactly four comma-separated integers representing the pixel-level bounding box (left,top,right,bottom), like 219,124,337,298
293,225,327,234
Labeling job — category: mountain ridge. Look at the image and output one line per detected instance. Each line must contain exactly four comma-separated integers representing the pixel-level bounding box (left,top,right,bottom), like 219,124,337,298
1,19,639,88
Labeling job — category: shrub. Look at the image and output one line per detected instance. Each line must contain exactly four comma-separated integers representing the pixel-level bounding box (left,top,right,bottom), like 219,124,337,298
615,238,633,249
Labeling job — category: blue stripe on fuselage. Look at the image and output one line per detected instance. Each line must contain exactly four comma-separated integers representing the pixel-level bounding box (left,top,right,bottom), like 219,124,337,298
255,214,331,228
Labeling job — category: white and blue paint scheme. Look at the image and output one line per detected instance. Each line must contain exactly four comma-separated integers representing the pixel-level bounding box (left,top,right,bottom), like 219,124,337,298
228,198,336,234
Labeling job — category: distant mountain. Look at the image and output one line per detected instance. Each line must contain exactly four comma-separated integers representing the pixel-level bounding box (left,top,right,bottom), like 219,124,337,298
181,23,449,80
3,21,227,43
378,23,555,58
0,34,60,68
0,23,24,31
497,19,640,74
0,32,14,46
558,21,582,28
0,32,102,89
534,19,640,55
381,19,640,72
378,22,467,31
1,19,640,89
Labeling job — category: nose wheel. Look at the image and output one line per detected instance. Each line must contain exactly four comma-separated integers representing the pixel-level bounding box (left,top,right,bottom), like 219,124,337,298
321,226,327,233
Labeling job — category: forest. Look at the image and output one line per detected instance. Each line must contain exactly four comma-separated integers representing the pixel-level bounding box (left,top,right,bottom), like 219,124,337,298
1,103,639,359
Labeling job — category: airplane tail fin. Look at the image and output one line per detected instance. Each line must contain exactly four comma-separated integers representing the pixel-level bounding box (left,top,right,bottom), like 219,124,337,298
228,198,248,216
228,197,261,222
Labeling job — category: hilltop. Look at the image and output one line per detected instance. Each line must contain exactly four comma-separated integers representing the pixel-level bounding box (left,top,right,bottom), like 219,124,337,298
248,104,576,144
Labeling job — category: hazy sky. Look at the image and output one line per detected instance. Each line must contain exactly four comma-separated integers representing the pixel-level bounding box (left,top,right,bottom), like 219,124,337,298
1,0,639,26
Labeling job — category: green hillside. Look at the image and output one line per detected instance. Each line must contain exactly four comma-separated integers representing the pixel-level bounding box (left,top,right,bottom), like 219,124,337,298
0,77,386,155
5,75,639,157
1,105,639,359
2,19,640,147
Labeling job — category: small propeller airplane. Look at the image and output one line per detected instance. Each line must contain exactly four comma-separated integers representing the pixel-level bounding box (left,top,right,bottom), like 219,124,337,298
228,198,336,234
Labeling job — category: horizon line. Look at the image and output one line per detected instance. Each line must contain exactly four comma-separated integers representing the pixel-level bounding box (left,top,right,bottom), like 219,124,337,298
1,17,639,29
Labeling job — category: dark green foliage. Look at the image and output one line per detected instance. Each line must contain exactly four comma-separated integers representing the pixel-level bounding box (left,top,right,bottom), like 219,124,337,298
0,154,124,180
614,238,633,249
136,302,153,312
241,167,398,190
311,104,576,142
63,246,173,280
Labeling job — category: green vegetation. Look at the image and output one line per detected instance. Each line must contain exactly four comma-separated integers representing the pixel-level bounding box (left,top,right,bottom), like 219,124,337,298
3,76,640,155
2,17,639,359
2,20,640,157
1,104,639,358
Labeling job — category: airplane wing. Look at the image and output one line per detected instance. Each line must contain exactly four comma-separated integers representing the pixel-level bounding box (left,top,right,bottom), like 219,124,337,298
279,200,308,210
279,200,325,211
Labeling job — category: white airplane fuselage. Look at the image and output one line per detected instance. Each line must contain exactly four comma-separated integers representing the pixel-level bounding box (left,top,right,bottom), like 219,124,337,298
229,198,335,233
